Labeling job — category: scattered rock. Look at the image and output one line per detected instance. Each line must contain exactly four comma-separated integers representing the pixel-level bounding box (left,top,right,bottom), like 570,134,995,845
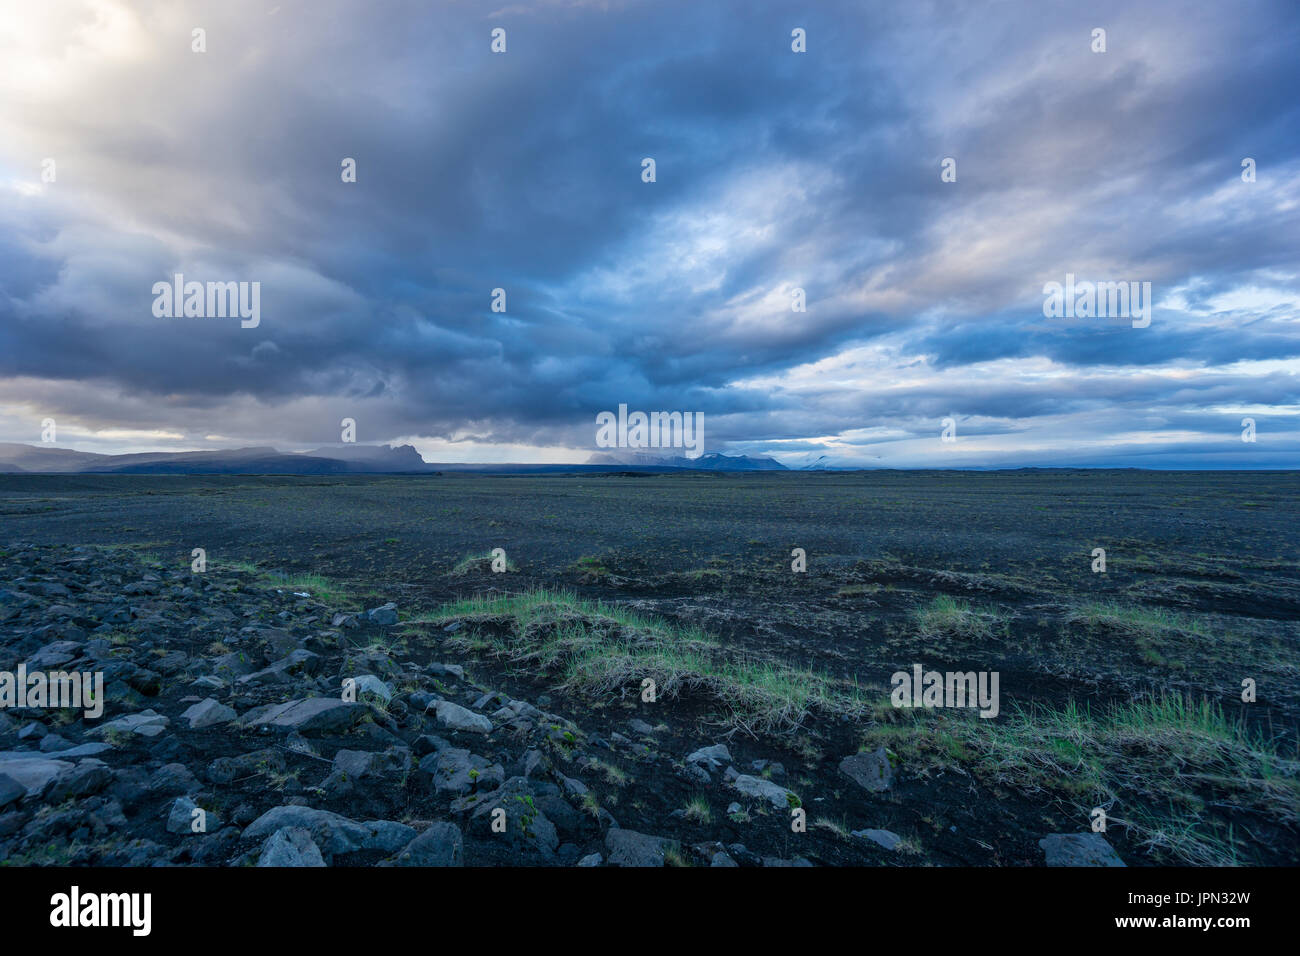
366,603,399,627
243,806,373,857
678,763,711,786
166,796,216,835
852,828,901,851
0,754,74,796
605,828,680,867
180,698,237,729
148,763,200,796
259,826,327,867
362,820,418,853
840,747,893,793
92,710,170,738
57,743,112,758
42,758,113,802
433,700,492,735
421,748,504,795
394,822,463,866
0,773,24,809
238,698,364,736
347,674,393,704
731,774,798,810
1039,833,1125,867
686,743,731,771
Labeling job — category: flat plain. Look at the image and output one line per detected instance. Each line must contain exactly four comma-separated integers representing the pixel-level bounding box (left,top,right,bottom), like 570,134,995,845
1,470,1296,866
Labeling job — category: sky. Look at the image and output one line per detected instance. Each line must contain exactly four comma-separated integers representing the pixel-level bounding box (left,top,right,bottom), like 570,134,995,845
1,0,1298,468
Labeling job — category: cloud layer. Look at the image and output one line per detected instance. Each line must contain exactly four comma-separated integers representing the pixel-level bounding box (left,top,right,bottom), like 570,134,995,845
1,0,1298,466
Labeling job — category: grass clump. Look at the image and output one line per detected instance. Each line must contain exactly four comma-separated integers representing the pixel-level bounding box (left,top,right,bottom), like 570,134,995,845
911,594,1000,639
870,691,1298,866
1065,600,1215,668
226,560,354,604
1066,600,1209,638
570,555,610,576
451,551,517,575
415,588,864,735
683,794,712,824
265,571,350,604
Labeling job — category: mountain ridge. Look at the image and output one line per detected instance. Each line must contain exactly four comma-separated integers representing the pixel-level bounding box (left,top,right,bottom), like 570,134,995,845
0,443,790,475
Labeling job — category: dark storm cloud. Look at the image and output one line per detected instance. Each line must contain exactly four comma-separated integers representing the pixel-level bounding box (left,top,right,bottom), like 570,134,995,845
0,0,1297,465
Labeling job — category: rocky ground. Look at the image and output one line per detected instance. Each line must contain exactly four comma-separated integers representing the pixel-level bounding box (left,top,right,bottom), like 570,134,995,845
0,543,1123,867
1,471,1296,867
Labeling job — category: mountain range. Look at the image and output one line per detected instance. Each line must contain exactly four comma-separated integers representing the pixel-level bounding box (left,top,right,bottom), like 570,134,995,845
0,443,790,475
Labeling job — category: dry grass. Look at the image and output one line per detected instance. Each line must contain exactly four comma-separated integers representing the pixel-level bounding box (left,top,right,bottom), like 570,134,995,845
414,589,865,736
864,691,1300,866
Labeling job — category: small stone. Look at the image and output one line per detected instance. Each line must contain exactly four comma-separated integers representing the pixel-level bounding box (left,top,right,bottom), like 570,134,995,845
238,698,364,736
840,747,893,793
149,763,200,795
427,663,465,680
55,743,112,758
347,675,392,704
0,773,24,809
421,748,504,795
367,603,399,627
93,710,170,739
394,822,463,866
259,826,326,867
166,796,206,834
851,828,901,851
41,758,112,802
558,773,589,798
686,743,731,771
1039,833,1125,867
17,722,47,742
243,805,372,857
679,763,711,786
433,700,492,735
362,820,418,853
180,698,237,729
731,774,798,810
605,828,680,867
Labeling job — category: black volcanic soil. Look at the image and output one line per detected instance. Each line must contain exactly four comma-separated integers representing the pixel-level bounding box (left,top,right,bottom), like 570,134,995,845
0,471,1297,867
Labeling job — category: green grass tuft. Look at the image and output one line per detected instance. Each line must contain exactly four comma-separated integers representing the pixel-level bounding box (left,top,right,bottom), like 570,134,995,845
411,588,865,735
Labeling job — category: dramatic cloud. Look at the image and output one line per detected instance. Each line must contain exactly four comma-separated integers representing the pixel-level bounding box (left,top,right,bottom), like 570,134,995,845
1,0,1298,466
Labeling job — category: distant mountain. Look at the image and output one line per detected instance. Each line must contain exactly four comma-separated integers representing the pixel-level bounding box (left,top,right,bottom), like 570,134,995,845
585,451,787,471
302,444,439,473
0,442,791,475
83,448,352,475
0,443,438,475
0,443,115,473
788,452,883,470
799,455,836,471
